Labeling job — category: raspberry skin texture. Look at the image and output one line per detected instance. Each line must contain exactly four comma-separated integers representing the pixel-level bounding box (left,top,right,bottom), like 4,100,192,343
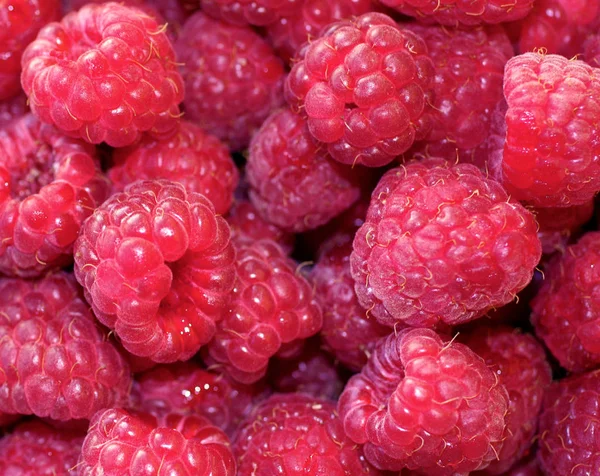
73,179,236,363
0,272,132,421
0,93,29,127
285,12,435,168
337,327,510,474
109,120,239,215
200,0,298,26
233,393,379,475
176,12,285,151
351,159,541,329
78,408,236,475
0,114,110,278
246,108,361,233
20,2,184,148
205,238,322,383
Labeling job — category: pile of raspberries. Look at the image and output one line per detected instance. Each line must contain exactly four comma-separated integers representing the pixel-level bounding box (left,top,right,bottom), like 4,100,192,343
3,0,600,474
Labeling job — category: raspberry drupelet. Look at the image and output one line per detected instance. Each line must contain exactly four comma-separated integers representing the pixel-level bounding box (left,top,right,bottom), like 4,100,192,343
20,2,184,147
0,113,110,278
285,12,435,168
109,120,239,215
0,272,132,421
351,158,541,329
74,179,236,363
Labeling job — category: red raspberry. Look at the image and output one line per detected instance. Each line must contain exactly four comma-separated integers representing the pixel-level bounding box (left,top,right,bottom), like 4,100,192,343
0,114,110,277
538,370,600,475
337,327,510,473
109,120,239,215
351,159,541,329
233,393,379,475
246,109,361,233
0,272,132,421
176,12,285,151
285,13,435,168
200,0,298,26
205,238,322,383
0,420,84,475
0,93,28,127
461,326,552,475
78,408,236,475
74,179,236,363
20,2,184,147
505,454,542,476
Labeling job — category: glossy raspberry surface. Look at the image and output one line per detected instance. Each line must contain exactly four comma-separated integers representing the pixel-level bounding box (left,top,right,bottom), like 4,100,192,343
200,0,297,26
533,201,594,254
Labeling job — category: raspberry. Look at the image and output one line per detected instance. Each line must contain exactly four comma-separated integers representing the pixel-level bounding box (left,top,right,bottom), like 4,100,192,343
246,109,361,233
285,12,435,168
338,327,509,473
351,159,541,329
78,408,236,475
0,93,28,127
460,326,552,475
205,238,322,383
531,232,600,372
0,113,110,277
74,179,236,363
0,272,132,421
109,120,239,215
0,420,84,475
20,2,184,147
505,454,542,476
176,12,285,151
538,370,600,475
233,393,378,475
200,0,298,26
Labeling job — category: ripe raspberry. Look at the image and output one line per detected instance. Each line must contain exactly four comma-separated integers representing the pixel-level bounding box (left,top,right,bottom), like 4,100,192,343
337,327,509,473
0,272,132,421
0,420,84,475
176,12,285,151
285,13,435,168
351,159,541,329
531,231,600,372
200,0,297,26
533,201,594,254
461,326,552,475
0,114,110,277
233,393,378,475
78,408,236,475
246,109,361,233
109,120,239,215
0,93,28,127
538,370,600,475
205,238,322,383
20,2,184,147
74,179,236,363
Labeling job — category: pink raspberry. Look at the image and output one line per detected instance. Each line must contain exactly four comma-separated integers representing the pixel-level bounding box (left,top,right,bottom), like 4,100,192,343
533,201,594,255
0,272,132,421
74,179,236,363
351,159,541,329
20,2,184,147
176,12,285,151
0,114,110,277
109,120,239,215
0,93,28,127
285,12,435,168
337,327,510,473
233,393,379,475
200,0,298,26
78,408,236,475
205,238,322,383
246,109,361,233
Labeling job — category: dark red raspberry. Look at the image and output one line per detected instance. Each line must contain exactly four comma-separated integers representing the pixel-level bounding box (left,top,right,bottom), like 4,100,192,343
351,159,541,329
0,114,110,277
109,120,239,215
0,412,19,428
504,454,542,476
246,109,361,233
0,420,84,475
285,13,435,168
538,370,600,475
338,327,510,473
176,12,285,151
233,393,379,475
461,326,552,475
20,2,184,147
533,201,594,255
0,272,132,421
200,0,297,26
78,408,236,475
74,179,236,363
0,93,28,127
206,238,322,383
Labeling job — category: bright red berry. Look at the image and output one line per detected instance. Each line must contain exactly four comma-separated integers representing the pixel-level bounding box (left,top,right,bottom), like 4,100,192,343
533,201,594,255
0,93,28,127
200,0,297,26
